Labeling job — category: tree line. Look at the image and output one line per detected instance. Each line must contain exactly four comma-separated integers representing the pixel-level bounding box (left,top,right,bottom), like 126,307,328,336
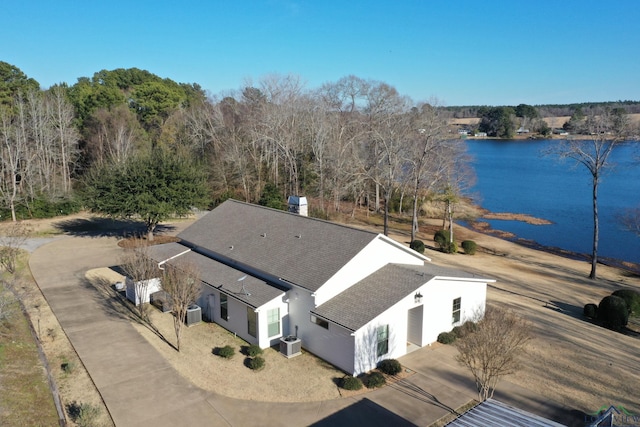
0,63,470,240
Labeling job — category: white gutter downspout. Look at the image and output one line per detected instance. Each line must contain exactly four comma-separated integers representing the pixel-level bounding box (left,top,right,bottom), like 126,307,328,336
158,248,192,270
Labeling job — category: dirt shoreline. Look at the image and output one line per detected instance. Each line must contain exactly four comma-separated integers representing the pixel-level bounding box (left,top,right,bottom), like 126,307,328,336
464,209,640,275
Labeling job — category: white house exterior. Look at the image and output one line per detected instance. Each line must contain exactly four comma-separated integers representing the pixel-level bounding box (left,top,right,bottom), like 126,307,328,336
146,199,492,376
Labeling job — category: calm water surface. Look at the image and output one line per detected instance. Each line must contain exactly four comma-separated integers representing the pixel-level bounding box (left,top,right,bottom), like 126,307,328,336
465,139,640,264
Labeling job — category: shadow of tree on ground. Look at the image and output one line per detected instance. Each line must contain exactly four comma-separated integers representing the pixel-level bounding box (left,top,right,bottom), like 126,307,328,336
84,267,176,350
53,217,176,238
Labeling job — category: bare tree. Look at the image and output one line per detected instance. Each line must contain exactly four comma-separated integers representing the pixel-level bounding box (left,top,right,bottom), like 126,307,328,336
85,104,142,167
119,243,159,321
405,102,450,242
546,108,630,279
47,85,79,194
315,77,367,214
160,260,201,352
0,222,31,274
0,97,32,222
455,307,532,401
363,82,411,235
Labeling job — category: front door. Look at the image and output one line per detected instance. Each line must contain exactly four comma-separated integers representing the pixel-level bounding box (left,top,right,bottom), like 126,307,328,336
407,305,423,346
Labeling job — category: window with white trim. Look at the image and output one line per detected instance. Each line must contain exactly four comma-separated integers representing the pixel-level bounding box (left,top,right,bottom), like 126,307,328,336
452,297,461,324
267,308,280,337
376,325,389,357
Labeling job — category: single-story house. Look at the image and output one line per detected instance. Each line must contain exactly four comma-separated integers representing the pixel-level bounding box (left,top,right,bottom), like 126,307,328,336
146,199,493,376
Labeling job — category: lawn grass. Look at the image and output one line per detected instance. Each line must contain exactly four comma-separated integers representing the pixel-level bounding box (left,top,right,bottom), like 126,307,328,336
0,293,59,427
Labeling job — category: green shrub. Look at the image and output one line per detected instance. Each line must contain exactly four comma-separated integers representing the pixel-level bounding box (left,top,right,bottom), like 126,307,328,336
410,239,425,254
247,344,263,357
66,401,101,427
61,360,76,374
583,303,598,319
461,240,477,255
598,295,629,331
611,289,640,316
341,375,363,391
451,326,463,338
258,182,286,210
377,359,402,375
434,230,450,248
365,371,386,388
248,356,265,370
443,241,458,254
461,321,478,335
437,331,457,344
434,230,457,253
452,321,476,338
217,345,235,359
452,323,477,339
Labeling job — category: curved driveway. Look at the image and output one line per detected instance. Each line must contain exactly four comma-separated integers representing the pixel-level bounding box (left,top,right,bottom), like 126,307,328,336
30,235,485,426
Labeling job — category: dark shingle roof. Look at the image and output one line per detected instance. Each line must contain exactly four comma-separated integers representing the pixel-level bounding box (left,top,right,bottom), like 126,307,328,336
177,200,379,292
312,263,489,332
147,242,284,308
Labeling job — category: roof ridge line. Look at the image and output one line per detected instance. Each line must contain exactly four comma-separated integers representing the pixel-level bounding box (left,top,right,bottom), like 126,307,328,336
223,199,379,236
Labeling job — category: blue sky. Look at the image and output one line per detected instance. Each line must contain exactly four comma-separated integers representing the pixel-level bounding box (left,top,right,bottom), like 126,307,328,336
3,1,639,106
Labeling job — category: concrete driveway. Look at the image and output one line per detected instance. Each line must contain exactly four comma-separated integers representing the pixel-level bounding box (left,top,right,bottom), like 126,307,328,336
29,235,560,426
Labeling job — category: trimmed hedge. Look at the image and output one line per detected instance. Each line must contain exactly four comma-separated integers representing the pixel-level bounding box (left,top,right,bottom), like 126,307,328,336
583,303,598,319
247,344,263,357
434,230,450,248
341,376,363,391
217,345,235,359
434,230,457,253
437,331,457,344
377,359,402,376
248,356,265,370
611,289,640,316
365,371,386,388
410,239,425,254
598,295,629,331
461,240,477,255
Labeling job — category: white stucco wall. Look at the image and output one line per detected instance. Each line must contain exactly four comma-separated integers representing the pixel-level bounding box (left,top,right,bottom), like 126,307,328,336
420,278,487,344
353,309,408,375
351,278,487,375
314,235,426,306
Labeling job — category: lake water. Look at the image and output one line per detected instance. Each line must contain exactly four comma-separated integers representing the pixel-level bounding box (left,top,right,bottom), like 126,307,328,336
464,139,640,264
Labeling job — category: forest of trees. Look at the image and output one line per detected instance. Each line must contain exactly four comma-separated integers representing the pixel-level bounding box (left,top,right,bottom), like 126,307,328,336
0,63,474,233
0,61,637,231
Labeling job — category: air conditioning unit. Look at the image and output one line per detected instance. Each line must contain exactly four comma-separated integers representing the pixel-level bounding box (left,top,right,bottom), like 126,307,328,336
186,304,202,326
279,336,302,358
